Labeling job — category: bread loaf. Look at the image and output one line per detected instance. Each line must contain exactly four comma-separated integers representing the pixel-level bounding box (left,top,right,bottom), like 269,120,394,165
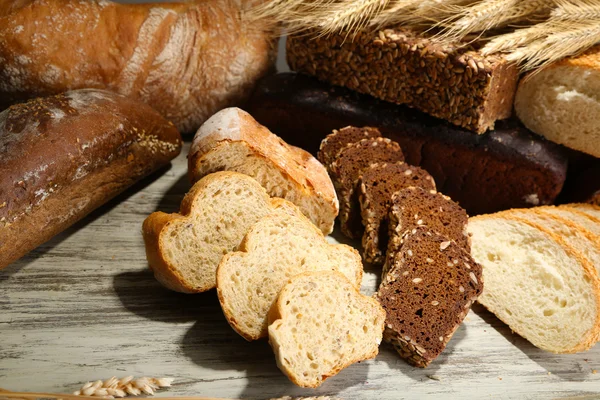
287,28,518,133
247,73,569,215
469,213,600,353
189,108,338,235
515,46,600,158
0,89,182,270
268,272,385,388
0,0,276,133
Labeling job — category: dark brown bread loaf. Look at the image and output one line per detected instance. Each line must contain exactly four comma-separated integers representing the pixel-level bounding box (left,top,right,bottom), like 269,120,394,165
358,163,436,265
0,89,182,270
287,28,518,133
318,126,381,171
383,187,470,279
330,138,404,239
376,227,483,368
247,73,568,215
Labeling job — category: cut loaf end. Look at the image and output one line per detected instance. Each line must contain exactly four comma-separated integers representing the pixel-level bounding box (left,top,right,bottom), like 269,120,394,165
469,215,600,353
188,107,338,235
268,271,385,388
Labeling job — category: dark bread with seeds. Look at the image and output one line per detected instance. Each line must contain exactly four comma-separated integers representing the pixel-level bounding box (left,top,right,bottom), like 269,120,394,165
358,162,436,265
287,28,518,134
330,137,404,239
318,126,381,171
375,227,483,368
247,73,568,215
383,187,470,279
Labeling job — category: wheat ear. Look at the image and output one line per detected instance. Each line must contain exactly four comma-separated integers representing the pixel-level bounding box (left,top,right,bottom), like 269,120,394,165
73,376,173,398
551,0,600,21
318,0,390,35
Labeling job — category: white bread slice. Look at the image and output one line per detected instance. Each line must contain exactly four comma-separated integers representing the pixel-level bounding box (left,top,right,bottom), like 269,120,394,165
268,272,385,388
564,203,600,222
468,215,600,353
142,172,295,293
188,107,338,235
505,208,600,277
514,46,600,157
217,210,363,341
537,206,600,238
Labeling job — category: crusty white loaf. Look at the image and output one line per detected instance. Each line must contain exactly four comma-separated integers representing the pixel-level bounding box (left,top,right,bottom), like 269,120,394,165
142,172,298,294
515,46,600,158
268,272,385,388
189,108,339,234
0,0,276,133
217,208,363,341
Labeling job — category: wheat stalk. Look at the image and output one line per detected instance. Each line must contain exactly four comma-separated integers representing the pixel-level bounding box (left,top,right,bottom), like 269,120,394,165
318,0,389,34
551,0,600,20
72,376,173,399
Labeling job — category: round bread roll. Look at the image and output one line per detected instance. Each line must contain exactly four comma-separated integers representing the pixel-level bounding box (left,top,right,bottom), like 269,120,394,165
515,46,600,158
0,0,276,133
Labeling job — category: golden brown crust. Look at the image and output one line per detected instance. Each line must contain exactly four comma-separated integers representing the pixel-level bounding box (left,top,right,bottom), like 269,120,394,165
0,0,276,133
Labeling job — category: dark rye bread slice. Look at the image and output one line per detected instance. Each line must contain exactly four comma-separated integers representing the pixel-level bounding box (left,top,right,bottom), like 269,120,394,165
318,126,381,171
358,162,436,265
375,227,483,368
330,137,404,239
383,187,470,279
246,73,568,215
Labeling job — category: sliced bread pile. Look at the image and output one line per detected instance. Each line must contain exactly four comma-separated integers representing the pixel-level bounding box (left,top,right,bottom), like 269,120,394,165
319,126,481,368
468,204,600,353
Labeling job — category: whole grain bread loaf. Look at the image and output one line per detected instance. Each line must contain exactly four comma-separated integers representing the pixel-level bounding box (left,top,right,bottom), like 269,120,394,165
318,126,381,171
376,227,483,367
287,28,518,133
383,187,471,279
0,89,182,270
330,138,405,238
247,73,568,215
0,0,276,133
358,163,436,265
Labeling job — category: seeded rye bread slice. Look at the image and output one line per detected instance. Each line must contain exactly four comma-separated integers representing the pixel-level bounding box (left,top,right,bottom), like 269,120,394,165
268,272,385,388
287,28,518,134
358,162,436,265
468,214,600,352
318,126,381,171
383,187,470,280
330,137,405,239
188,107,338,235
375,227,483,367
504,208,600,277
217,208,363,341
142,172,298,293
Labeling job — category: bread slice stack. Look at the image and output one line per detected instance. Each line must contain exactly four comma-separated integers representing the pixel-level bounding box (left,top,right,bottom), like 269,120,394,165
468,204,600,353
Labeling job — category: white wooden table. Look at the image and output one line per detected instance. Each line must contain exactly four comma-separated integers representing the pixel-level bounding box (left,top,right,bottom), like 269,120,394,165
1,141,599,400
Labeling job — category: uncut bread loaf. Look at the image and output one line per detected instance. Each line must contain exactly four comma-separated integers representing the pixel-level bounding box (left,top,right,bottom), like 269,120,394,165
331,138,405,239
0,0,276,133
247,73,568,215
217,208,363,341
468,214,600,353
358,162,436,265
376,227,483,367
515,46,600,158
142,172,296,293
189,108,338,235
383,187,470,279
287,28,518,134
268,272,385,388
318,126,381,171
0,89,181,270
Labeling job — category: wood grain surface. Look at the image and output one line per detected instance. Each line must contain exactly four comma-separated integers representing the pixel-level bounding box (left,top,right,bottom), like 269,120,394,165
1,141,599,400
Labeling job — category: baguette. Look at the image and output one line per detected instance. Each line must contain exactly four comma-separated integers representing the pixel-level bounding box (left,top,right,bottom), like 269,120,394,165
188,108,338,235
515,46,600,158
0,89,182,270
287,28,518,134
0,0,276,133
